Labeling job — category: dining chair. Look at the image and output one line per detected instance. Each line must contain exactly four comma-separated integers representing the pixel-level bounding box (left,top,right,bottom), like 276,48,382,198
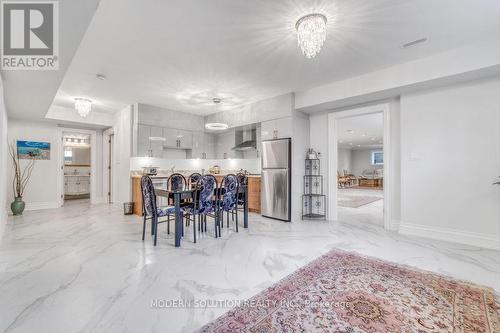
188,174,219,242
187,173,202,188
141,176,183,246
236,173,248,215
218,174,239,232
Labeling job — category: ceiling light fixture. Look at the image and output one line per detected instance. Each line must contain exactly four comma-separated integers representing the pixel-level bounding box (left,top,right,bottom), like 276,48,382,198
74,98,92,118
205,98,229,131
295,13,327,59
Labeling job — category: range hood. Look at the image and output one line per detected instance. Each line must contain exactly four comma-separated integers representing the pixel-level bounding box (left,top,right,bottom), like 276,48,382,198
232,128,257,151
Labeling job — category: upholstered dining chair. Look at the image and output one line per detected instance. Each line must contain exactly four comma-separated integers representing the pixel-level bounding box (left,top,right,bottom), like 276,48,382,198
188,174,219,242
141,176,183,246
236,173,248,215
188,173,202,188
218,174,239,232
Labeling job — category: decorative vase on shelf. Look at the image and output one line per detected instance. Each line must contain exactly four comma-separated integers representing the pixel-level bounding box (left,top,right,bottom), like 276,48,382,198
11,197,25,216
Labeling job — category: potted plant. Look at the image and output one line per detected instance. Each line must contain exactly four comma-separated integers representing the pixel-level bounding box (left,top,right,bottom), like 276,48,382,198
9,143,36,215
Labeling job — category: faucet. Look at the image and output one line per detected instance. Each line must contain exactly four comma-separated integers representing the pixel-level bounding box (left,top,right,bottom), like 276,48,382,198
201,168,205,175
170,166,175,174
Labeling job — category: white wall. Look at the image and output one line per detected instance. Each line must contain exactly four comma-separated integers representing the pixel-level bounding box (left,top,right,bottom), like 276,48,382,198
7,120,61,210
399,77,500,249
351,149,383,176
0,76,8,225
337,149,352,173
113,105,134,204
291,111,310,221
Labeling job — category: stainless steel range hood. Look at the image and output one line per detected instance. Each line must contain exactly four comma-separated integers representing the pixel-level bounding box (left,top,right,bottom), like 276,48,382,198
232,127,257,151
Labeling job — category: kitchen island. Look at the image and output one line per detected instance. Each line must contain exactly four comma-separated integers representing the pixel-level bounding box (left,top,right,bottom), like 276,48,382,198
131,173,261,216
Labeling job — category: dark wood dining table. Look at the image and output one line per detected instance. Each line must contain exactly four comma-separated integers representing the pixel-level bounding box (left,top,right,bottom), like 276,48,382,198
155,185,249,247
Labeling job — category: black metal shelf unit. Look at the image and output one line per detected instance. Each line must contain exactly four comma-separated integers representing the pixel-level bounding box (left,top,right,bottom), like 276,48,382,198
302,156,326,220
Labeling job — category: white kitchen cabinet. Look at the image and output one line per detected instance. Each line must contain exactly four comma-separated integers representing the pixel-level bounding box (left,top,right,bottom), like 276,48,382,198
177,129,193,149
163,127,178,149
261,117,292,141
137,124,151,157
191,132,216,159
150,126,164,158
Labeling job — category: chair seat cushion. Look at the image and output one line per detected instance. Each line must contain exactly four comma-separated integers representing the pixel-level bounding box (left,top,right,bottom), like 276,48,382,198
157,206,183,217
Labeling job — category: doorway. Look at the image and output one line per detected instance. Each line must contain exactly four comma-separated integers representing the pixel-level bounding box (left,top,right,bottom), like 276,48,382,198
336,113,384,225
327,103,393,230
62,132,91,204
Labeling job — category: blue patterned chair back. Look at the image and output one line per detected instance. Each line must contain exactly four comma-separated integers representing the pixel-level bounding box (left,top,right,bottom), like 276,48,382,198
221,174,238,211
188,173,202,188
236,173,248,186
168,173,186,192
141,176,157,217
194,175,217,215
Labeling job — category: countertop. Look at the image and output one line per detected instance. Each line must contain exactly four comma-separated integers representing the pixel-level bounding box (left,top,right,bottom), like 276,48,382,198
131,173,261,179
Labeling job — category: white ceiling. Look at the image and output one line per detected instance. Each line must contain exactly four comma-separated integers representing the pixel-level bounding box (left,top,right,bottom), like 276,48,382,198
4,0,500,119
1,0,100,120
337,113,383,149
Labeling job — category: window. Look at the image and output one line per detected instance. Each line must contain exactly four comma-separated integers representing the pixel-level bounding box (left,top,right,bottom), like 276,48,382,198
371,151,383,165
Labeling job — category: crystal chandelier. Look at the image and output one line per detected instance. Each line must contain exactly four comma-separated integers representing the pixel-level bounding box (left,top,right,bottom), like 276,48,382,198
295,13,327,59
74,98,92,118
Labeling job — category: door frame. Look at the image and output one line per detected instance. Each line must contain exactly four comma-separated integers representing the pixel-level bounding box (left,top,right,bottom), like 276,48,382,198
327,103,392,230
58,128,98,206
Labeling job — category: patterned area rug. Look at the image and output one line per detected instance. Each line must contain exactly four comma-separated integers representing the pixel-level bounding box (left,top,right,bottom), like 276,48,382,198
338,195,382,208
198,250,500,332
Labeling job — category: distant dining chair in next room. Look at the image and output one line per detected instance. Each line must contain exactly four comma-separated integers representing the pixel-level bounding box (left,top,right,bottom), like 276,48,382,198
218,174,239,232
141,176,183,246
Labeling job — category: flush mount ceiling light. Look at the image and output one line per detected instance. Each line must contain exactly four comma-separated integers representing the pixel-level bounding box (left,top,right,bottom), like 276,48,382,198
295,13,327,59
74,98,92,118
205,98,229,131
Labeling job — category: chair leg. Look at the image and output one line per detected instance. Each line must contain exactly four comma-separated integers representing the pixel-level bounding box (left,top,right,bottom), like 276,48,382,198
227,211,229,227
181,213,184,237
235,209,239,232
193,214,197,243
142,215,146,240
167,216,170,235
153,216,158,246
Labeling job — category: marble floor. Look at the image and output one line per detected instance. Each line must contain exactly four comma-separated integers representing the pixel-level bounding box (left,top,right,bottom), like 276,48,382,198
1,202,500,333
338,187,384,226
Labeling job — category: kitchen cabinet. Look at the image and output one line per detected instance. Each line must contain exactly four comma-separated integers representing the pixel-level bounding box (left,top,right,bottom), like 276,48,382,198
150,126,164,158
137,124,151,157
177,129,193,149
191,132,216,159
261,117,292,141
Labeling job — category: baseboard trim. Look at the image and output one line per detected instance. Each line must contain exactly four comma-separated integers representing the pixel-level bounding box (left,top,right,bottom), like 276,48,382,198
25,201,60,211
399,222,500,251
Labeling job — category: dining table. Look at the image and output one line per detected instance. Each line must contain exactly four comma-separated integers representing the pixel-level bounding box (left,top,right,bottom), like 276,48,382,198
155,185,249,247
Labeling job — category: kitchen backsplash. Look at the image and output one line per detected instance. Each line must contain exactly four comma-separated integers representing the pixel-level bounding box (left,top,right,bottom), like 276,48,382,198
130,157,261,174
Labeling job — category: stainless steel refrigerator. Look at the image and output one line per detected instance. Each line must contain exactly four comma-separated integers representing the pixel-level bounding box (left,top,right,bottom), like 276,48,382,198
261,138,291,221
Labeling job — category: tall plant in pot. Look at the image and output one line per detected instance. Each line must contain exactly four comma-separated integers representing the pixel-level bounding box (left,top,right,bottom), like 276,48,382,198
9,143,36,215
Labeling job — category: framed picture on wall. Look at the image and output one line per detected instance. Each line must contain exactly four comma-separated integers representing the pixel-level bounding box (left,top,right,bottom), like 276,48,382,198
17,141,51,160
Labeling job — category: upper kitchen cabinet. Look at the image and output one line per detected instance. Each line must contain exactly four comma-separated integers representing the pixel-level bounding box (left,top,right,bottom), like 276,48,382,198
191,132,216,159
137,124,151,157
261,117,293,141
163,128,193,149
177,129,193,149
150,126,164,157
